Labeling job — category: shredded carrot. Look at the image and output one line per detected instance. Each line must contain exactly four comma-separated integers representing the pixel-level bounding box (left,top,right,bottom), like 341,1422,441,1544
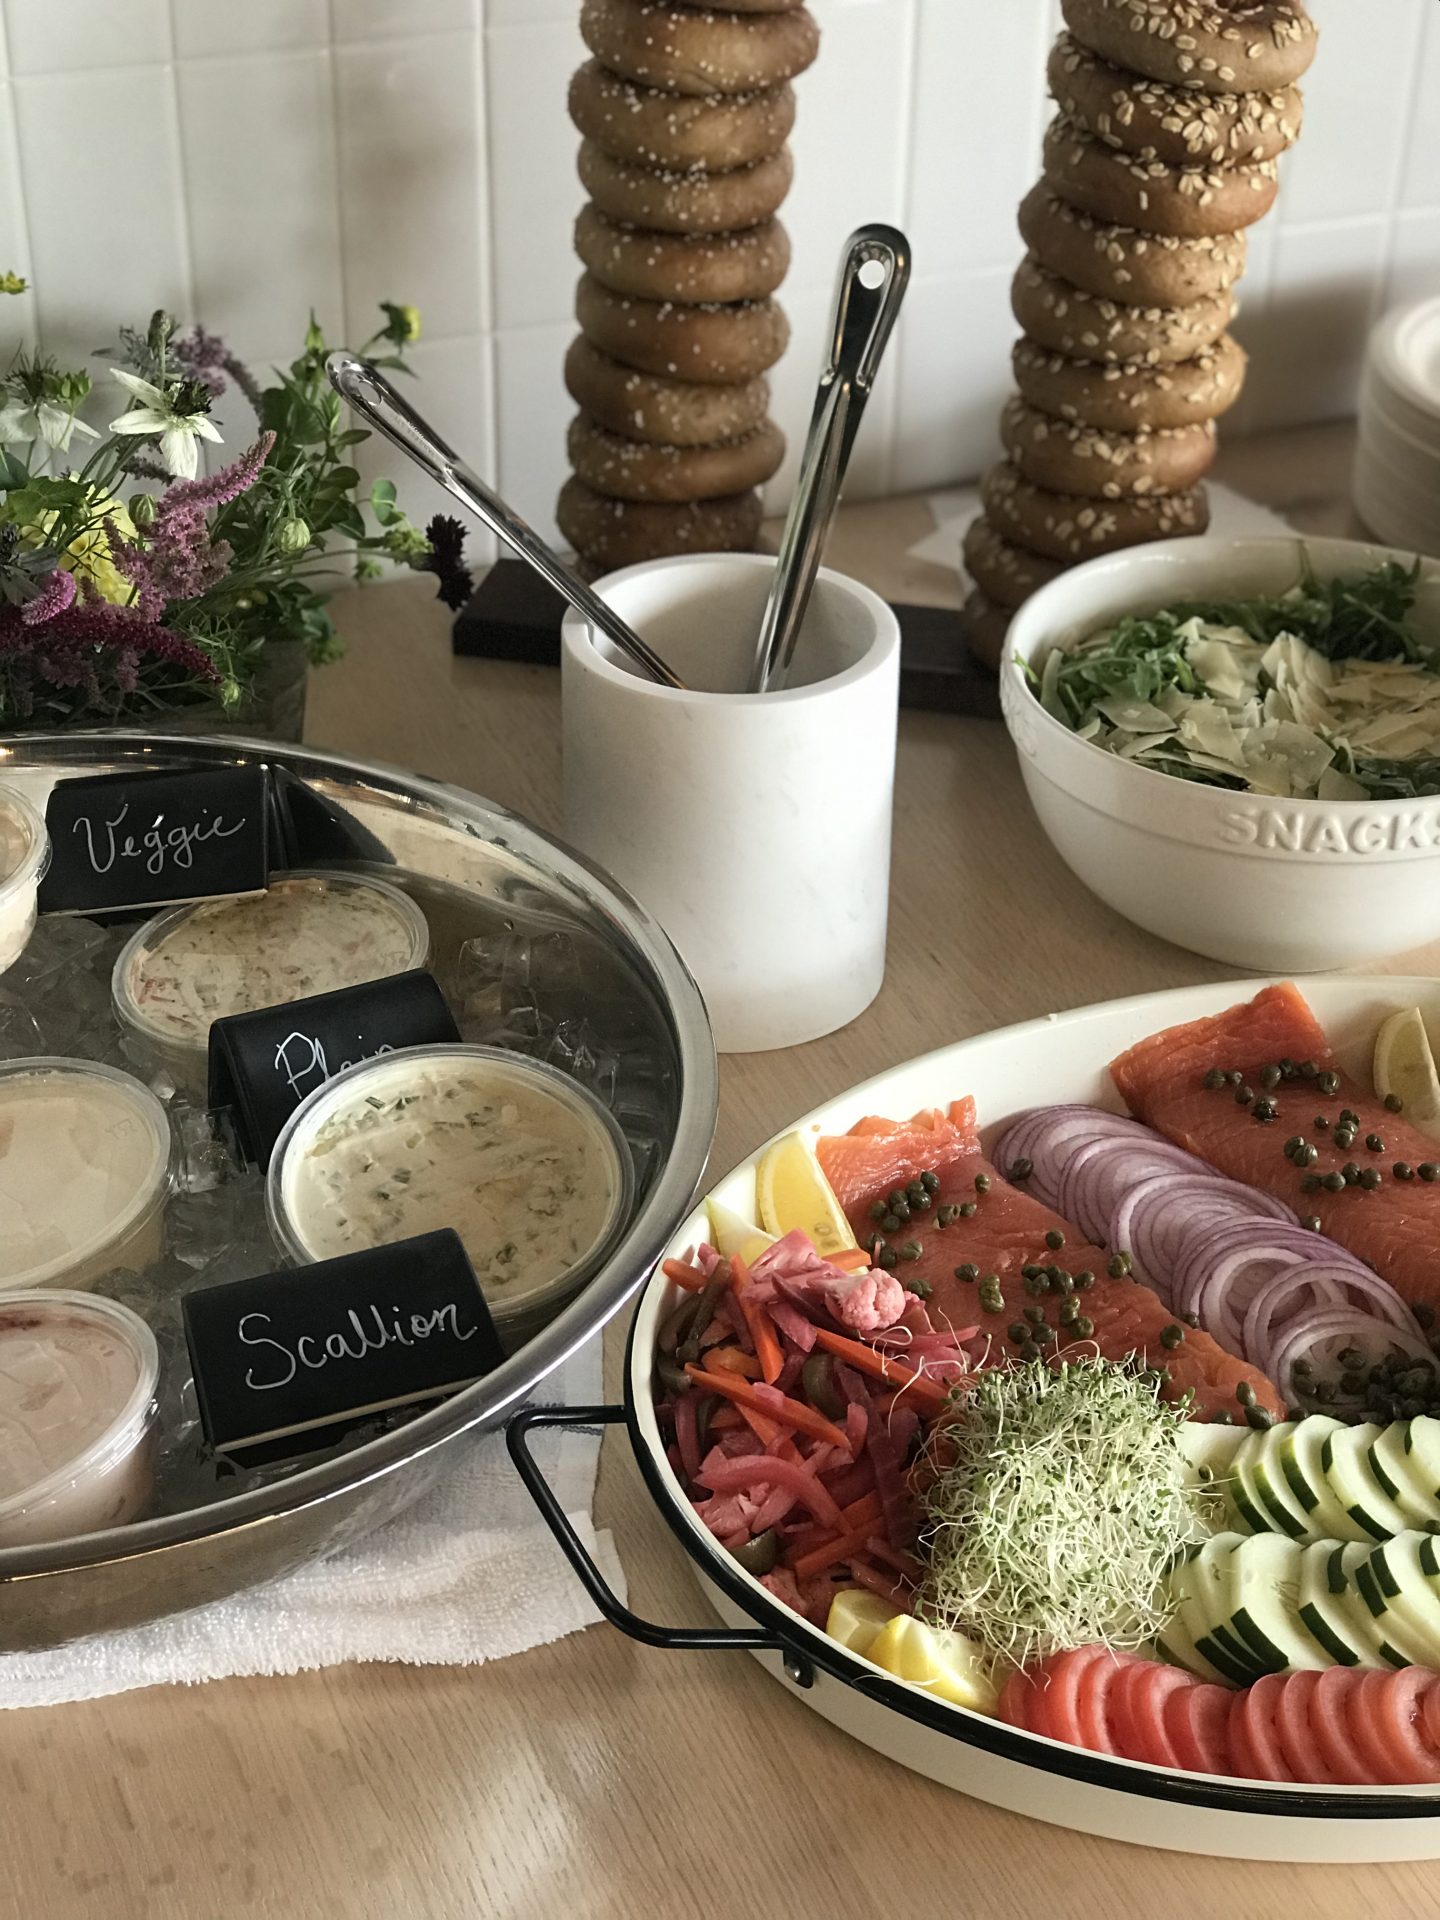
791,1520,880,1580
662,1258,706,1293
785,1491,885,1566
827,1247,873,1272
705,1345,763,1380
684,1364,852,1452
809,1326,954,1414
730,1254,785,1385
707,1406,743,1431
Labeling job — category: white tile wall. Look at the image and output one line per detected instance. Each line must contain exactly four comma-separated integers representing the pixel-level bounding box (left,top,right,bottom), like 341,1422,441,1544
0,0,1431,545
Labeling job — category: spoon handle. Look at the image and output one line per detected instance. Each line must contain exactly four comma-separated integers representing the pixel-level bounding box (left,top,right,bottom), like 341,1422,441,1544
747,226,911,694
325,353,686,691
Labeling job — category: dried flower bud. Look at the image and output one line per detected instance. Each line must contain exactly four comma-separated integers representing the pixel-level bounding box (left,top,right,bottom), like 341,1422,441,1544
128,491,157,530
276,516,311,555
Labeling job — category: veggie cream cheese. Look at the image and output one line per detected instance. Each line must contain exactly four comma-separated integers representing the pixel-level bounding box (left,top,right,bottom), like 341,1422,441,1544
0,1059,172,1291
269,1045,631,1331
113,870,430,1082
0,784,49,975
0,1289,159,1545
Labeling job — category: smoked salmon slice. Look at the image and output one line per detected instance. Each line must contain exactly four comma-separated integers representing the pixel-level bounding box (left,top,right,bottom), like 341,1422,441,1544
1110,983,1440,1321
817,1109,1284,1423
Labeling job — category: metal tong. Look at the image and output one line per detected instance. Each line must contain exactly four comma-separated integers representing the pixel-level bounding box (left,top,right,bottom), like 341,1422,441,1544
325,352,686,691
746,225,911,693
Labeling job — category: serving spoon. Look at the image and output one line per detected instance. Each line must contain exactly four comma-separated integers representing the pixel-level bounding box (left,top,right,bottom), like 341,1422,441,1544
326,352,686,691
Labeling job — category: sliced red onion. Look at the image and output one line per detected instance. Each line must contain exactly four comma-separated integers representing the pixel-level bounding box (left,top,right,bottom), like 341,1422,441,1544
1110,1173,1296,1297
1269,1310,1437,1406
1241,1267,1355,1371
1175,1243,1309,1351
994,1106,1164,1209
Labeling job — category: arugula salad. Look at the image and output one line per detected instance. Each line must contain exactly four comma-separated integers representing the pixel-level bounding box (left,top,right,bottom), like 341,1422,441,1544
1031,555,1440,801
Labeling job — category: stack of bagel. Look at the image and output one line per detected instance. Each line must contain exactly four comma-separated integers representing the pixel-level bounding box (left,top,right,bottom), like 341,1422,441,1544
559,0,820,577
962,0,1318,669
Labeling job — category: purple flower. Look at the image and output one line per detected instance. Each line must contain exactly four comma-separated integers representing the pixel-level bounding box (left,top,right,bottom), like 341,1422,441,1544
0,600,220,684
20,568,77,626
110,431,273,621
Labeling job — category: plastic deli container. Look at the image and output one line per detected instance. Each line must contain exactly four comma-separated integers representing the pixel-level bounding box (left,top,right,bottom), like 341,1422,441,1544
267,1044,635,1341
112,869,432,1092
0,783,49,975
0,1058,172,1292
0,1288,161,1546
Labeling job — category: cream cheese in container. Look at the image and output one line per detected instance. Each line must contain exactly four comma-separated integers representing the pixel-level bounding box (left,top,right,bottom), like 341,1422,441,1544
267,1044,634,1340
0,783,49,974
112,869,431,1092
0,1288,160,1546
0,1058,172,1292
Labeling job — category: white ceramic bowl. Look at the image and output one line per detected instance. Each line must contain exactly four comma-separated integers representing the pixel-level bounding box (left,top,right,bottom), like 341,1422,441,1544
1001,536,1440,971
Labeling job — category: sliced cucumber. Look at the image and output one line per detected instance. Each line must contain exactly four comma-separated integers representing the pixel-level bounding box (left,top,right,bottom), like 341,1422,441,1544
1279,1416,1368,1543
1222,1534,1326,1673
1154,1551,1236,1686
1180,1534,1266,1684
1322,1423,1413,1541
1363,1532,1440,1667
1237,1428,1313,1541
1178,1420,1247,1493
1297,1541,1387,1671
1406,1416,1440,1504
1370,1423,1440,1533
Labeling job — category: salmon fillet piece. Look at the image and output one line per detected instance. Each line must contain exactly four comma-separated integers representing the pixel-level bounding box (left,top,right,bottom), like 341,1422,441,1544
818,1108,1284,1423
1111,982,1440,1320
815,1099,978,1213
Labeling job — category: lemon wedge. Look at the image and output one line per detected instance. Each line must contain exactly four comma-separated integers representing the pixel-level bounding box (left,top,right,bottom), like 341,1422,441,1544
1374,1007,1440,1139
705,1199,776,1268
754,1131,857,1258
825,1588,901,1658
863,1613,998,1713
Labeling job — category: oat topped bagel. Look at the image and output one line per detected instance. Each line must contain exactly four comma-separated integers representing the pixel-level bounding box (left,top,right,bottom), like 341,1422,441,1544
1059,0,1317,96
1047,34,1302,166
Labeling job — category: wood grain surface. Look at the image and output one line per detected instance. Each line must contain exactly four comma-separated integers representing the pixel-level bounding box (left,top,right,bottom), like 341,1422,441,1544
8,427,1432,1920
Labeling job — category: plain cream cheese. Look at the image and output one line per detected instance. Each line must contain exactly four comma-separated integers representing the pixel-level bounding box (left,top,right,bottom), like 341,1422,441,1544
123,875,425,1047
281,1056,622,1315
0,1302,141,1501
0,1071,167,1285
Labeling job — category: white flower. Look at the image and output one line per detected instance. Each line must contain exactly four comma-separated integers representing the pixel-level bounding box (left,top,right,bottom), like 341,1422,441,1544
0,395,99,453
108,368,221,480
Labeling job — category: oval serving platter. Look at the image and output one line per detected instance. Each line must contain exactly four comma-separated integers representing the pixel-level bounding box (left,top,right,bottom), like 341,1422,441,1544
624,975,1440,1864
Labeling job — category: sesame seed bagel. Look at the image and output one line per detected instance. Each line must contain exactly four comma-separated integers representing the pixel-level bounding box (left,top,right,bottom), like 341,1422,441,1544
1047,35,1302,167
1000,394,1217,498
575,206,791,303
1059,0,1317,96
962,516,1070,610
981,459,1210,560
1018,185,1246,307
1012,257,1235,364
577,140,793,235
1012,332,1247,430
567,411,785,503
568,63,796,171
564,338,772,446
579,0,820,98
958,589,1015,674
577,274,790,383
1043,114,1278,238
557,476,765,570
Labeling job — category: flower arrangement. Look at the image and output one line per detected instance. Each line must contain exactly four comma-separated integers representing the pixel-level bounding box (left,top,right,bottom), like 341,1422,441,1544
0,284,473,730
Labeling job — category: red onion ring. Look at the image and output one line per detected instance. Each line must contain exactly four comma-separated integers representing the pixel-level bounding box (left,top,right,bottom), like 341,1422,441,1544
1110,1173,1296,1296
1268,1310,1436,1406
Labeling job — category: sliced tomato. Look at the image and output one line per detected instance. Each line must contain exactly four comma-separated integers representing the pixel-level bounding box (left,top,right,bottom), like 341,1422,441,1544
1228,1674,1295,1782
1377,1670,1440,1785
1310,1667,1374,1786
1423,1674,1440,1759
1027,1645,1108,1749
996,1667,1042,1731
1270,1671,1334,1786
1165,1682,1237,1776
1109,1661,1196,1770
1076,1648,1139,1756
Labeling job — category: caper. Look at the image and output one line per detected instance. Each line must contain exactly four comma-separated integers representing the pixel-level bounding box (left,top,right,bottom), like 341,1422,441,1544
881,1213,902,1233
1322,1171,1347,1193
1416,1303,1436,1330
1045,1229,1064,1250
1074,1316,1094,1338
959,1201,978,1218
1340,1369,1366,1395
1203,1069,1226,1090
1236,1382,1257,1407
1260,1065,1282,1090
1396,1163,1416,1182
1302,1215,1322,1232
1033,1326,1056,1348
1066,1272,1087,1294
900,1240,923,1261
1366,1133,1385,1154
1385,1092,1405,1113
1246,1407,1274,1431
1337,1346,1363,1368
1314,1116,1330,1132
1008,1322,1029,1344
1024,1303,1046,1326
1226,1070,1244,1086
1292,1358,1313,1378
1301,1060,1319,1080
887,1190,907,1211
955,1263,979,1281
1235,1085,1254,1107
1160,1324,1184,1349
879,1246,898,1270
867,1198,888,1222
1422,1164,1440,1183
890,1199,911,1223
1297,1145,1319,1168
1107,1252,1131,1278
1008,1156,1033,1181
1318,1071,1341,1096
920,1169,941,1194
1074,1270,1095,1292
974,1173,992,1195
1359,1168,1382,1191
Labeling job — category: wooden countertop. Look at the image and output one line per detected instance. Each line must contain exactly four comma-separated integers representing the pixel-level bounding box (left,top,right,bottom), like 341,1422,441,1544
8,422,1431,1920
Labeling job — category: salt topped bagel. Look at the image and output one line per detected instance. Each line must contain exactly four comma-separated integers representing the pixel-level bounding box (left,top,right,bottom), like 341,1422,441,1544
578,141,793,235
1000,395,1217,498
1018,185,1246,307
558,476,764,570
567,412,785,503
577,274,790,383
580,0,820,98
1012,333,1246,430
568,63,795,172
575,207,791,304
1043,115,1278,238
564,338,772,446
962,516,1069,610
1059,0,1317,96
1011,257,1234,364
981,460,1210,560
1047,35,1302,167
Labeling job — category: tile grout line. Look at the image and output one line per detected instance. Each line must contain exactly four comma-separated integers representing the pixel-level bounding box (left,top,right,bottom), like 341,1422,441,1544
872,0,923,505
1376,0,1432,321
0,2,39,354
323,0,351,349
474,0,501,517
163,0,200,333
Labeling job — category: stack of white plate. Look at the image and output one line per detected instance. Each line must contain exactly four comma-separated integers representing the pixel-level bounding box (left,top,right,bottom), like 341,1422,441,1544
1354,296,1440,556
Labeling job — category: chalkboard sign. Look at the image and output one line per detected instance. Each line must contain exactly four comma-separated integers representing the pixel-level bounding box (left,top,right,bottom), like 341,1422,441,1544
38,766,272,916
209,968,460,1167
183,1228,504,1459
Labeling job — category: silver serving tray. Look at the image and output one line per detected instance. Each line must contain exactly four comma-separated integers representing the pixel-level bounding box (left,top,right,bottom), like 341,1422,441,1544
0,731,716,1650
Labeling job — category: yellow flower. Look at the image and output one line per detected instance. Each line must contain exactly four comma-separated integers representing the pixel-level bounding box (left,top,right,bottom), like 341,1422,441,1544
3,486,137,604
